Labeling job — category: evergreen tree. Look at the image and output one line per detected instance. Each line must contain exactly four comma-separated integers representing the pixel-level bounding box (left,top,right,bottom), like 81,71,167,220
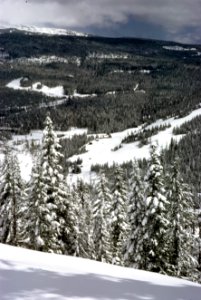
22,116,75,254
75,180,94,259
111,166,128,265
0,148,24,245
61,185,80,256
93,172,112,263
124,161,146,268
38,116,64,253
20,157,49,250
144,144,169,273
71,186,83,257
167,160,198,279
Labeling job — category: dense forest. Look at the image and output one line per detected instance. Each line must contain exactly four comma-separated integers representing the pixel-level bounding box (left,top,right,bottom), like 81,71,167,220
0,30,201,135
0,30,201,282
0,117,200,282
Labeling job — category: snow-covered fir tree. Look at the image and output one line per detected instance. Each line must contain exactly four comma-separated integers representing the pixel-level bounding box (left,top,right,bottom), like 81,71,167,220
58,184,79,256
23,116,76,254
20,157,50,250
124,161,146,268
0,148,24,245
110,166,128,265
71,186,83,257
75,180,94,259
144,144,170,273
93,172,112,263
39,116,64,252
167,159,198,279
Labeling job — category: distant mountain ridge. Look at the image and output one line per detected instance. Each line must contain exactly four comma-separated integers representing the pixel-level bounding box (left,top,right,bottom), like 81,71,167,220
0,24,88,37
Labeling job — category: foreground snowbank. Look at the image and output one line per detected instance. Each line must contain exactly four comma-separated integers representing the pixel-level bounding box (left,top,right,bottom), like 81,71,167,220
0,243,200,300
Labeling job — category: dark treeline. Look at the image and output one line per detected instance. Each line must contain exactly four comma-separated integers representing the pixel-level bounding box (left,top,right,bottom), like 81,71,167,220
156,115,201,201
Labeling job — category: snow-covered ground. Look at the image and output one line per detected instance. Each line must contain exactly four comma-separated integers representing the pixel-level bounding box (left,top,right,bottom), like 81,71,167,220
16,55,69,65
87,52,128,59
12,128,87,144
6,78,65,98
140,69,151,74
163,45,197,51
68,106,201,183
6,78,97,100
73,90,97,98
0,24,87,37
15,55,81,67
0,128,87,182
3,105,201,184
3,106,201,183
0,243,200,300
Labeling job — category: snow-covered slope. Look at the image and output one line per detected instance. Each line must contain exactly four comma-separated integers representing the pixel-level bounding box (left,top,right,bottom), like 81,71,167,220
6,78,97,99
6,78,65,98
0,25,87,37
0,243,200,300
68,106,201,183
5,106,201,184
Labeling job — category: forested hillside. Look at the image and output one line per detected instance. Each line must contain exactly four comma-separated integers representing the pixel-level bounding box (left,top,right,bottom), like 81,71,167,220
0,116,200,282
0,30,201,134
0,30,201,282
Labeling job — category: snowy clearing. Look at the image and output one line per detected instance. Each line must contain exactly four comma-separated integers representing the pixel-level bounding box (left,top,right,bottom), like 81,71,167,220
4,106,201,184
163,45,197,51
140,69,151,74
73,90,97,98
6,78,97,99
0,128,87,182
12,128,87,144
6,78,65,98
68,106,201,183
0,243,200,300
15,56,81,67
16,55,69,65
87,52,128,59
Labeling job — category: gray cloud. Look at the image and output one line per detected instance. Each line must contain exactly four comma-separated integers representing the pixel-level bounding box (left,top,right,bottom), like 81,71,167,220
0,0,201,43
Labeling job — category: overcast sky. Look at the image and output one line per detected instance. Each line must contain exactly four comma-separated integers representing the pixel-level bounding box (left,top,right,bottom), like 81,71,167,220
0,0,201,44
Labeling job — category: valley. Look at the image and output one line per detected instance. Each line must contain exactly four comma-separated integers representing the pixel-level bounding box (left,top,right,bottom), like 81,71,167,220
0,27,201,287
0,28,201,192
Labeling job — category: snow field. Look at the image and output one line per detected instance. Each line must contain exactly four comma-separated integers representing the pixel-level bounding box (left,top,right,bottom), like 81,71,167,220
0,24,87,37
6,78,97,99
0,243,200,300
6,78,65,98
68,106,201,183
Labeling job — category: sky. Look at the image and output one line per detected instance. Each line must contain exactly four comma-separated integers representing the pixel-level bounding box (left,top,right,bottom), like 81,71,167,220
0,0,201,44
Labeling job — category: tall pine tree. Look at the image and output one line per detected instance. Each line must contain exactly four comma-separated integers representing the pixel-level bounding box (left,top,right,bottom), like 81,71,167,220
167,159,198,279
111,166,128,265
124,161,146,269
22,116,76,254
75,180,94,259
144,144,169,273
93,172,112,263
0,148,24,245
